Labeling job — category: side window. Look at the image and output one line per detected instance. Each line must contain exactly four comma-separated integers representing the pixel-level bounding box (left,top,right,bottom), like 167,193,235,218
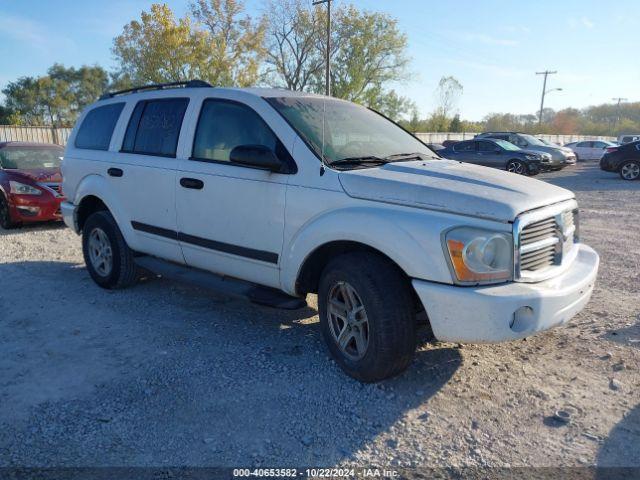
577,141,591,148
192,99,278,163
453,141,475,152
478,141,497,152
74,103,125,150
512,135,527,147
122,98,189,157
592,141,607,148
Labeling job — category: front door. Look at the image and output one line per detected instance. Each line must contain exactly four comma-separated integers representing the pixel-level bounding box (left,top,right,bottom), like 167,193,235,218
476,140,502,168
175,98,291,289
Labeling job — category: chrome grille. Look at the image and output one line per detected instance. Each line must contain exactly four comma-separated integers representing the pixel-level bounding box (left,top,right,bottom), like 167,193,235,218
515,203,579,282
520,218,560,271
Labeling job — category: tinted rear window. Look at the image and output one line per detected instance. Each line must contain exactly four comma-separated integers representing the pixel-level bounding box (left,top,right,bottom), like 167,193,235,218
122,98,189,157
74,103,125,150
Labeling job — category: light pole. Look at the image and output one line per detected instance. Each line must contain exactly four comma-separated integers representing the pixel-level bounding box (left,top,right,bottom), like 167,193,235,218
612,97,627,132
536,70,558,125
312,0,332,97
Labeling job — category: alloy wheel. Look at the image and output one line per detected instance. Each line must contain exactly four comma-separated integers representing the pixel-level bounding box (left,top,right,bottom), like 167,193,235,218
507,161,525,175
327,281,370,360
88,227,113,276
621,162,640,180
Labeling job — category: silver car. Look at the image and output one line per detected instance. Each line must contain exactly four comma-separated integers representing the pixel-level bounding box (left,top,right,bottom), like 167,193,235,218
477,132,576,170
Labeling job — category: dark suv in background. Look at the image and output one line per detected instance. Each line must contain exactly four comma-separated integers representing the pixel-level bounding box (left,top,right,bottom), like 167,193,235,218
476,132,576,170
438,138,545,175
600,140,640,180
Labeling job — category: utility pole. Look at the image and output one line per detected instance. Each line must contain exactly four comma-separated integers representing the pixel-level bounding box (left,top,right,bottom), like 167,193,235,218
536,70,557,125
313,0,332,96
612,97,627,132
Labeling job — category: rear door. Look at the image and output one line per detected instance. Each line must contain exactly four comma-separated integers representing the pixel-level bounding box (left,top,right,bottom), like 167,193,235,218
574,141,592,159
110,97,189,263
591,141,609,159
174,96,294,289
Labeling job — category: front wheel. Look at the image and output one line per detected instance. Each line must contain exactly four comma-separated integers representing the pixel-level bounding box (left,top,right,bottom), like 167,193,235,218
318,252,417,382
506,160,528,175
620,161,640,180
0,194,19,229
82,210,138,289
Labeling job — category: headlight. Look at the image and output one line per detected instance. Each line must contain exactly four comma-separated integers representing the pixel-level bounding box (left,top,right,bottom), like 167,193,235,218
525,154,539,160
9,181,42,195
444,227,513,284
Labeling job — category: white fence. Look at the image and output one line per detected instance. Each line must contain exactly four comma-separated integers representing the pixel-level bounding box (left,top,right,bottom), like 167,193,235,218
0,125,615,147
0,125,72,145
414,132,616,145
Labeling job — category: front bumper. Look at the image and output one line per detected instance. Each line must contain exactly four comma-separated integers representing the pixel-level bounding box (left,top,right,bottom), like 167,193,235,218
61,201,79,233
412,244,599,343
10,194,64,223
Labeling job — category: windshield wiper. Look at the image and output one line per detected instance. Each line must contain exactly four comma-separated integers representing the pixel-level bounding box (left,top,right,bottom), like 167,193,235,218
385,152,431,161
330,156,389,167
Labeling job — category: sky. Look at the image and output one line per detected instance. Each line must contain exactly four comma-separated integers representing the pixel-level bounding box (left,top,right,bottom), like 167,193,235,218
0,0,638,121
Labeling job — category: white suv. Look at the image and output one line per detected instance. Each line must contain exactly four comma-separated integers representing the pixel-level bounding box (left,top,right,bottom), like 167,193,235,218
61,81,599,382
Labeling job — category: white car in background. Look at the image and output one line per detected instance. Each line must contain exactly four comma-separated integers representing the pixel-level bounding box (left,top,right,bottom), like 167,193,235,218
564,140,617,161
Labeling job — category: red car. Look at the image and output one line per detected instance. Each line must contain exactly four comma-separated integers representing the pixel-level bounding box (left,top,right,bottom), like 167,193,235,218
0,141,65,229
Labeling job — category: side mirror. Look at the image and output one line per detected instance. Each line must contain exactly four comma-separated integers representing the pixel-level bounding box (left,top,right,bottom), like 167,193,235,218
230,145,283,172
494,148,502,154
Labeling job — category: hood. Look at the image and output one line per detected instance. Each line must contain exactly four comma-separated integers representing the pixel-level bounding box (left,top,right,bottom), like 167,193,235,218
5,168,62,184
519,149,546,159
338,159,574,222
524,145,567,160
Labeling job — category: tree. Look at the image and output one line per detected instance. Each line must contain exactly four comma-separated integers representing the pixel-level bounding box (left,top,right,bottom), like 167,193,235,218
112,4,209,85
263,0,324,91
324,6,410,105
263,3,413,117
449,114,462,132
112,2,265,87
433,76,463,120
190,0,266,86
2,64,110,126
0,105,16,124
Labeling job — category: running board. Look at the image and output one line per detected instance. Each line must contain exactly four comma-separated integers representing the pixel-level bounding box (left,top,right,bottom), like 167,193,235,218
135,256,307,310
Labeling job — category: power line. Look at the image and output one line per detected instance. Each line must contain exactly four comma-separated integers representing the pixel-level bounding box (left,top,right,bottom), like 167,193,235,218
535,70,557,125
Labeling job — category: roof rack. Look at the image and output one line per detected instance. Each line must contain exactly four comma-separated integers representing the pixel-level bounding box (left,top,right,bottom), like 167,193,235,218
99,79,212,100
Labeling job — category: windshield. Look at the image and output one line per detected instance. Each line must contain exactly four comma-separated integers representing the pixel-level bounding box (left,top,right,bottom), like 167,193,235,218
495,140,520,151
519,134,546,146
267,97,434,164
0,146,63,169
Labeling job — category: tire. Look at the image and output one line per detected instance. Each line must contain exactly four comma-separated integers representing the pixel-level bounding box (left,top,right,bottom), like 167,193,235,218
506,160,527,175
0,194,19,229
619,160,640,181
318,252,417,382
82,210,138,289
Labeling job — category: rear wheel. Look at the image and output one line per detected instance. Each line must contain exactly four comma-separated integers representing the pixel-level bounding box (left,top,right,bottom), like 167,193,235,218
82,210,138,289
506,160,527,175
0,194,18,229
318,252,417,382
620,161,640,181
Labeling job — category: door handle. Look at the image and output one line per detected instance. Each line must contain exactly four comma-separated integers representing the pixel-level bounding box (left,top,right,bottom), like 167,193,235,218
108,168,123,177
180,177,204,190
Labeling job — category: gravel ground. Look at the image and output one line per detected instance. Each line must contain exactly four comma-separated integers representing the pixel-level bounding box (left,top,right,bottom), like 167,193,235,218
0,162,638,470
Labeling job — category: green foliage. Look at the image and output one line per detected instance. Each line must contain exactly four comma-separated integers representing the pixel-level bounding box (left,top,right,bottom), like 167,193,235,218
263,1,413,120
2,64,110,126
112,2,265,87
